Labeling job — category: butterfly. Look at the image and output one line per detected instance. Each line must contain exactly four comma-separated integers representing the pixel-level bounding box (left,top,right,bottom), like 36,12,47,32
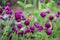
26,14,32,21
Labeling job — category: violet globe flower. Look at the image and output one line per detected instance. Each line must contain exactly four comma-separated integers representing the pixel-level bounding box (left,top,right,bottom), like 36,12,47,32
30,26,35,31
8,16,11,19
1,24,5,29
58,11,60,15
6,10,12,15
56,14,59,17
26,28,31,33
17,24,22,29
6,2,11,6
49,15,54,20
15,12,21,20
40,12,46,18
45,21,51,28
46,29,52,35
0,8,3,14
2,6,11,11
16,19,21,22
12,27,16,31
57,1,60,6
37,25,44,31
34,22,39,28
40,0,43,3
24,20,30,26
21,30,27,34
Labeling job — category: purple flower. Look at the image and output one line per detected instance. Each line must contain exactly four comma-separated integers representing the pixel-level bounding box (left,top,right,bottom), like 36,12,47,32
46,11,50,14
21,30,27,34
8,16,11,18
17,24,22,29
37,25,44,31
15,12,21,20
49,15,54,20
1,24,5,29
24,20,30,26
30,26,35,31
40,0,43,3
16,19,21,22
0,8,3,14
40,12,46,18
58,11,60,15
2,6,11,11
45,21,51,28
21,15,26,20
12,27,16,31
56,14,59,17
34,22,39,28
26,28,31,33
46,29,52,35
6,10,12,15
6,2,11,6
57,1,60,6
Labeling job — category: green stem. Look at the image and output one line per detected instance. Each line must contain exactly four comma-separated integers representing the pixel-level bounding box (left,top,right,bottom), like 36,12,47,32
33,0,37,10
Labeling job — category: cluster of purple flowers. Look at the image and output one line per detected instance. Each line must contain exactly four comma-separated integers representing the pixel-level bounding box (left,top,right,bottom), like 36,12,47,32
0,1,60,40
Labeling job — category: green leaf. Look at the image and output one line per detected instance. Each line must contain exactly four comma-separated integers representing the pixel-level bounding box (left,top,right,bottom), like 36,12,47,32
25,4,33,8
0,20,4,24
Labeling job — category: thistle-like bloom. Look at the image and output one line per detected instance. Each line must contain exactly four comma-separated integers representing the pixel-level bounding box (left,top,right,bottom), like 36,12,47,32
6,10,12,15
40,0,43,3
15,12,21,20
26,28,31,33
12,27,16,31
1,24,5,29
16,19,21,22
46,29,52,35
24,20,30,26
30,26,35,31
40,12,46,18
56,14,59,17
0,8,3,14
45,21,51,28
21,30,27,34
58,11,60,15
17,24,22,29
6,2,11,6
49,15,54,20
57,1,60,6
34,22,39,28
37,25,44,31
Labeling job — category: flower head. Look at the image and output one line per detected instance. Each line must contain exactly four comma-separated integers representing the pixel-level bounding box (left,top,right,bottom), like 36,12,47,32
40,12,46,18
30,26,35,31
26,28,31,33
46,29,52,35
12,27,16,31
17,24,22,29
6,10,12,15
34,22,39,28
6,2,11,6
49,15,54,20
0,8,3,14
15,12,21,20
45,21,51,28
57,1,60,6
40,0,43,3
37,25,44,31
24,20,30,26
